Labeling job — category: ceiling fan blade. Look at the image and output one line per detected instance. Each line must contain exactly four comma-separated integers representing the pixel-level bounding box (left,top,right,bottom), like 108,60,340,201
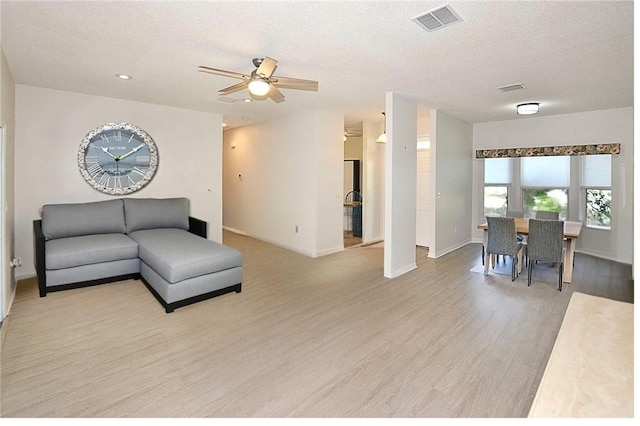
218,81,248,95
268,84,285,103
256,56,278,79
198,65,249,80
271,76,318,91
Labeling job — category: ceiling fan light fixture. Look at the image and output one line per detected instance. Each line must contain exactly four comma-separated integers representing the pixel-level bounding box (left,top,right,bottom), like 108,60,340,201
199,56,318,104
517,102,539,115
248,79,270,96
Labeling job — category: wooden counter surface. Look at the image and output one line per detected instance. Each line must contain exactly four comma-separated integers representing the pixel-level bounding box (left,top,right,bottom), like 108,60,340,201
528,292,633,417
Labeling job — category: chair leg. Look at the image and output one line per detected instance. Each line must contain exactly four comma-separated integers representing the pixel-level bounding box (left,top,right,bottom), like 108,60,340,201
511,256,516,281
517,249,523,275
558,263,564,292
528,260,533,286
483,251,490,275
482,245,484,265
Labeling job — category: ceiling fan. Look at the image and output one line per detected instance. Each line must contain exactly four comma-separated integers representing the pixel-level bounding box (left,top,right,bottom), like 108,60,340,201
198,57,318,103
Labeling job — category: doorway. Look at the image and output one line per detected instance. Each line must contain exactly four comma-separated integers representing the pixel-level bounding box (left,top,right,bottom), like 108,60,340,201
416,140,431,249
344,159,362,247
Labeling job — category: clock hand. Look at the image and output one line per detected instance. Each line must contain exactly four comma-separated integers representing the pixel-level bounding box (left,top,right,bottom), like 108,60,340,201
117,143,146,160
99,146,119,160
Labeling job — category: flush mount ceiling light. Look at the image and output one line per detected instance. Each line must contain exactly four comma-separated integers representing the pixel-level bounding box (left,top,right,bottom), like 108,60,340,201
517,102,539,115
115,74,132,80
248,79,271,96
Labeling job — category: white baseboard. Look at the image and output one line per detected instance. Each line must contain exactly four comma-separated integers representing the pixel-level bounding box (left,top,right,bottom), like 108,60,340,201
432,239,474,259
222,226,248,236
385,263,417,279
223,227,343,258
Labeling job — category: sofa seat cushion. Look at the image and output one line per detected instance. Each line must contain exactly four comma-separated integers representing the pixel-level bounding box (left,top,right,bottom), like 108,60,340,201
45,233,139,270
129,228,242,284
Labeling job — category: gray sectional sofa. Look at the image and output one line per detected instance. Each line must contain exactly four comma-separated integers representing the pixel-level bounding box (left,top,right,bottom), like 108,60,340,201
33,198,242,313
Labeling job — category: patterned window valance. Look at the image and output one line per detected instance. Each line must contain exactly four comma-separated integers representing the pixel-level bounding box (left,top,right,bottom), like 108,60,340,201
475,143,620,159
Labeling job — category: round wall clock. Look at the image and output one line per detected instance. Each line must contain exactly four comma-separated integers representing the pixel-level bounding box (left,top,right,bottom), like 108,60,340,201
78,122,159,195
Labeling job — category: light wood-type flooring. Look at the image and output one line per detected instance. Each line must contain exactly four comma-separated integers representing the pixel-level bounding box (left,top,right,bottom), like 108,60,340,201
0,231,633,417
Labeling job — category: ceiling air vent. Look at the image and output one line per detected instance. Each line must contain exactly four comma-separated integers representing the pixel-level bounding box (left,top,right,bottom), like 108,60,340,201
217,96,239,103
413,4,463,32
498,83,526,92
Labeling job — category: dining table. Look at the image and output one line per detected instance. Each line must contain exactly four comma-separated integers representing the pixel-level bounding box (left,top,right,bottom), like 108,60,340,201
477,217,583,283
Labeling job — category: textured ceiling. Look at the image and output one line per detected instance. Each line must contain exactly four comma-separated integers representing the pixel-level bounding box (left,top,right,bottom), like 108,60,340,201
1,1,634,131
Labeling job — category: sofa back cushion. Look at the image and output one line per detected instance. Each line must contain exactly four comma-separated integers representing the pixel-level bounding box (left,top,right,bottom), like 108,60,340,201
123,198,189,233
42,199,126,240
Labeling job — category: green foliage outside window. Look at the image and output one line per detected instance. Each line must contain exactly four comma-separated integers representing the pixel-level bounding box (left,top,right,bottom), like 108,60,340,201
523,188,567,219
586,189,611,228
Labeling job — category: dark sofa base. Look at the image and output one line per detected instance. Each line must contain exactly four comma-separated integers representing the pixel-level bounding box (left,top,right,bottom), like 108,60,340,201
39,272,241,313
39,273,141,297
141,277,242,313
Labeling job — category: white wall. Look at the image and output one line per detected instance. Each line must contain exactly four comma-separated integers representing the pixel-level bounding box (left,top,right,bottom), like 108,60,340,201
472,107,633,264
223,109,344,258
1,48,16,319
417,111,431,138
384,92,417,278
362,119,385,244
430,110,474,258
15,85,223,279
344,136,363,160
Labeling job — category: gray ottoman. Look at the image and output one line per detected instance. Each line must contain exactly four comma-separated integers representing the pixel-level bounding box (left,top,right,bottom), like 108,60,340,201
129,228,243,312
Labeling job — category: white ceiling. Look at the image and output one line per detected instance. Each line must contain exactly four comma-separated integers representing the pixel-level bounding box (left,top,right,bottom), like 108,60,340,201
1,1,633,132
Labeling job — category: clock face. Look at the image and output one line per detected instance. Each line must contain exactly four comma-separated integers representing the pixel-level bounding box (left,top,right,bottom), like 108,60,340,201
78,123,158,195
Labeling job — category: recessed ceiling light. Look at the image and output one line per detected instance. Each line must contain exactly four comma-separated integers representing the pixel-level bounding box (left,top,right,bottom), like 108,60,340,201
115,74,132,80
243,98,252,103
517,102,539,115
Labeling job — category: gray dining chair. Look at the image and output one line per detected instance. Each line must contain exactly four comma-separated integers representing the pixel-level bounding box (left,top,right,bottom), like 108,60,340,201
527,218,565,291
484,216,524,281
506,210,524,218
535,210,560,220
506,210,527,261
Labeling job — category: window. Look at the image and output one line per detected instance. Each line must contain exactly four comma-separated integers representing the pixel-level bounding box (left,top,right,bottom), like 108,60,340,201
417,137,430,150
521,156,569,219
484,158,511,216
522,188,568,219
585,189,612,228
583,155,612,229
484,186,508,216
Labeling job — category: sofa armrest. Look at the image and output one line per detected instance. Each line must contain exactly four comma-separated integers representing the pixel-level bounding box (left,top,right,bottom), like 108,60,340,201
188,216,207,239
33,220,47,297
